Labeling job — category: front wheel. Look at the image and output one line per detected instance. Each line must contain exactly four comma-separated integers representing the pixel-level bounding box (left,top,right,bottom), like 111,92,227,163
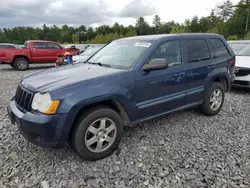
13,58,29,70
199,82,225,116
71,106,123,161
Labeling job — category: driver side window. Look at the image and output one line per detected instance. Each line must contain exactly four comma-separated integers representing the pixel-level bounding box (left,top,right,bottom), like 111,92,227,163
149,40,182,67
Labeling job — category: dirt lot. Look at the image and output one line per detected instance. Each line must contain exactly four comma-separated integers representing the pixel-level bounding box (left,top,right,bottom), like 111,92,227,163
0,64,250,188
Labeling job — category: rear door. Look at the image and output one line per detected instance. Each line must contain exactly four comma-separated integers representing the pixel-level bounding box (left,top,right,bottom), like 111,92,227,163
47,42,63,62
183,38,212,104
31,42,51,63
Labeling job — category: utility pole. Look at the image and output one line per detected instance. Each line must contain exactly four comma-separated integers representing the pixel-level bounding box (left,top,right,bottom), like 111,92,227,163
245,8,249,36
233,0,250,37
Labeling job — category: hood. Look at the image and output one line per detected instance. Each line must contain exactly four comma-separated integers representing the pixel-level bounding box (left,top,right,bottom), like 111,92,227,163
22,63,124,92
235,56,250,68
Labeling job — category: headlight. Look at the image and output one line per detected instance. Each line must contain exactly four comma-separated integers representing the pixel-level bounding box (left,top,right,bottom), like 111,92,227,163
31,93,60,114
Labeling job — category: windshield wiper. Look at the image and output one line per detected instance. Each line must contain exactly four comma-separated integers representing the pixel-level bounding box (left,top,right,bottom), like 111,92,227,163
87,61,111,67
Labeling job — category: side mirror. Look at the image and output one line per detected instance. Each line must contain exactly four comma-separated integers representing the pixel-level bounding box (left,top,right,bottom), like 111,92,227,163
142,58,168,71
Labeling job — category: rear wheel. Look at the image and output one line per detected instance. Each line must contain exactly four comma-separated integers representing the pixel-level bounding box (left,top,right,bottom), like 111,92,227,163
199,82,225,116
71,106,123,161
13,58,29,70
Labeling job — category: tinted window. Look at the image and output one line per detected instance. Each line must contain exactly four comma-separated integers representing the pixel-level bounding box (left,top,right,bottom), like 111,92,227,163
48,43,61,49
33,42,48,49
149,40,182,67
210,38,230,57
185,39,210,63
0,45,16,49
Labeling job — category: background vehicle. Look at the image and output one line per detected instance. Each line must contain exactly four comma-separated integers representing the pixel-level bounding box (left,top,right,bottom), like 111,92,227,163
66,45,105,63
8,33,235,161
0,43,22,49
227,40,250,88
64,44,80,55
0,43,22,63
0,40,78,70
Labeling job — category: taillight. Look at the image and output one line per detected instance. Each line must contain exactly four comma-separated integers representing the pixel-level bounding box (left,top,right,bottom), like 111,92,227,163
231,57,236,74
232,57,236,68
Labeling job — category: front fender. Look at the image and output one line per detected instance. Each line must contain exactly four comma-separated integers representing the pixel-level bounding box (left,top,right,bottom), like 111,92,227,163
55,82,136,140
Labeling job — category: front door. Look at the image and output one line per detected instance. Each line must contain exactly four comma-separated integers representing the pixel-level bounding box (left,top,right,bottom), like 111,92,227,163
134,39,186,121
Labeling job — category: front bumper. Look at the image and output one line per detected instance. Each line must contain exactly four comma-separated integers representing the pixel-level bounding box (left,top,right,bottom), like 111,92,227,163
233,80,250,88
7,100,68,148
232,75,250,89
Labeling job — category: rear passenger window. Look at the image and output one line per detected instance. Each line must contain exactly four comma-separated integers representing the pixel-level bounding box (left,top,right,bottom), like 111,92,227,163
185,39,210,63
33,42,48,49
210,38,230,57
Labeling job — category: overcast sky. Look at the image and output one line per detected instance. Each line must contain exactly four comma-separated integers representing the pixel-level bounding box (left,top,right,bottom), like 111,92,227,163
0,0,241,28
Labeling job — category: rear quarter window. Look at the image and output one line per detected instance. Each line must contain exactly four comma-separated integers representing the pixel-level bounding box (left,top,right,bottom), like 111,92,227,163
209,38,230,58
185,39,210,63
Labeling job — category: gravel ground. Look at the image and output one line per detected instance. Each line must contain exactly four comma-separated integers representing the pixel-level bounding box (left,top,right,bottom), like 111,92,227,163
0,64,250,188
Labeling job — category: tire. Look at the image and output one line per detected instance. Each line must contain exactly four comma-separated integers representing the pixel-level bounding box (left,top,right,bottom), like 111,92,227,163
13,58,29,70
71,106,123,161
10,64,14,68
199,82,225,116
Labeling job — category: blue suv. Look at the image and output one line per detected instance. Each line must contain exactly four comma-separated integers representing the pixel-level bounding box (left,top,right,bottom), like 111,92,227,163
7,33,235,161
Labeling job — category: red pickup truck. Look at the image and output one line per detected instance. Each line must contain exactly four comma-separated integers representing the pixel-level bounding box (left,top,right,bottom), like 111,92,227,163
0,40,80,70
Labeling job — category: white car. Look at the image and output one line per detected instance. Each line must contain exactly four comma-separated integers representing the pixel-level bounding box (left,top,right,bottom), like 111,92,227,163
64,46,105,64
227,40,250,88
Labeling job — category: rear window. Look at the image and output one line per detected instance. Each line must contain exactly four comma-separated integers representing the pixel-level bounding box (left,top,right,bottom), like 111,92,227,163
210,38,230,57
185,39,210,63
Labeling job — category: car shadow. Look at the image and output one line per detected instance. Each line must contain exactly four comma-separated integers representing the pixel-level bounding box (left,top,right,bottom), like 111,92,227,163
230,87,250,94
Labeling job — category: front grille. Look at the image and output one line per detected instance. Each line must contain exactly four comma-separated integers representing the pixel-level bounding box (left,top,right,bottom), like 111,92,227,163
234,80,250,86
15,85,34,112
235,69,250,77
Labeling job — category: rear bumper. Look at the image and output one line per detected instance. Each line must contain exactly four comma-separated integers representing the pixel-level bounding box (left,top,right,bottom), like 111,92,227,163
7,100,68,148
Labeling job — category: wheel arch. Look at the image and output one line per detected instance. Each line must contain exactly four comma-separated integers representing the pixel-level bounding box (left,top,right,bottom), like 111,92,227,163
13,55,30,63
67,99,132,141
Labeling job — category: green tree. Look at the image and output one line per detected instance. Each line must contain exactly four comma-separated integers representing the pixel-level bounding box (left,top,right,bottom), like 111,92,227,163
136,17,151,35
152,15,162,34
217,0,234,22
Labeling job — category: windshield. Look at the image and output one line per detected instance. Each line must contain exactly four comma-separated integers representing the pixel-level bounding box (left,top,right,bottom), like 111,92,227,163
237,44,250,56
228,43,248,54
87,40,152,69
